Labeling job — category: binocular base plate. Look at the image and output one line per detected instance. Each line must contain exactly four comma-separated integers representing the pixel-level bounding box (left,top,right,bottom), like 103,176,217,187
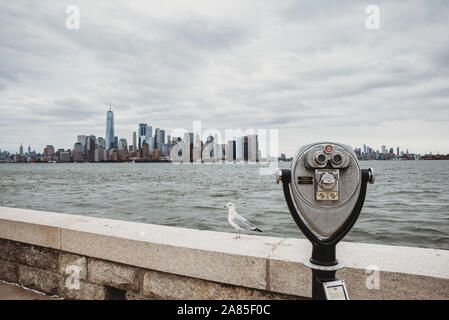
303,259,345,271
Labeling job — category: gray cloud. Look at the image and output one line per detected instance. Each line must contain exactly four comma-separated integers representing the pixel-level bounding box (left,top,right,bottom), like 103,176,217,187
0,0,448,155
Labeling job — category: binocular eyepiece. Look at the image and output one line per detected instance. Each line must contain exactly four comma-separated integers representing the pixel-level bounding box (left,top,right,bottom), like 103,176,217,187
305,144,350,170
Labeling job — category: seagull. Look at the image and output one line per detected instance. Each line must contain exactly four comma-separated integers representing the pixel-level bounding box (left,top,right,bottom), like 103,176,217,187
224,202,262,239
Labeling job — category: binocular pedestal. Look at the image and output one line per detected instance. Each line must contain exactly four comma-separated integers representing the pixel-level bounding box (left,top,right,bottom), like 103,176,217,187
278,166,373,300
305,244,345,300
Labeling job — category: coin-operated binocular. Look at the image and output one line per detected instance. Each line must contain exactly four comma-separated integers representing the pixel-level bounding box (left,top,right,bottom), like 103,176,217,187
276,142,374,300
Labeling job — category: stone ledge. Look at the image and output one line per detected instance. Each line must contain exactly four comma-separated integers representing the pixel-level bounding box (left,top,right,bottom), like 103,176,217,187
0,206,448,299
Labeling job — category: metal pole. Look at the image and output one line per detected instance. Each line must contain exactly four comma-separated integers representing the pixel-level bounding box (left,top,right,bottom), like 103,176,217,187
310,243,338,299
312,269,337,300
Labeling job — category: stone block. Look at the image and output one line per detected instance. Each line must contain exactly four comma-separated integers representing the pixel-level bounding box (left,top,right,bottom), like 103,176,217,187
0,207,94,250
0,218,60,249
15,243,59,272
268,259,311,298
0,259,18,283
125,291,157,300
61,224,272,291
267,238,312,298
58,252,87,280
87,258,140,292
58,278,106,300
142,270,297,300
339,267,449,300
0,239,18,262
18,264,61,295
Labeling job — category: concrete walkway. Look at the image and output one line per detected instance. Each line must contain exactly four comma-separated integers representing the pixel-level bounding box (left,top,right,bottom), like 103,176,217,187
0,281,58,300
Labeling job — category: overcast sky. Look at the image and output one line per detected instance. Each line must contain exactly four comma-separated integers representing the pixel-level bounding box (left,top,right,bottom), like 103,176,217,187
1,1,448,156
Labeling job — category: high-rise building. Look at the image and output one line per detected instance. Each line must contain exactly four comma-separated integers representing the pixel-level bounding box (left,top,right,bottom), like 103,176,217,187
381,145,387,154
133,132,137,152
243,136,249,161
59,151,70,163
86,135,96,162
167,135,171,146
77,135,88,154
146,125,153,143
138,123,147,149
201,136,214,161
247,134,259,162
161,144,169,157
213,143,224,161
160,130,165,146
19,144,23,156
114,136,118,149
43,145,55,162
105,105,115,150
141,142,150,159
192,134,201,162
236,137,243,160
226,140,236,162
182,132,193,162
97,137,106,149
73,142,83,153
154,128,160,150
118,138,128,150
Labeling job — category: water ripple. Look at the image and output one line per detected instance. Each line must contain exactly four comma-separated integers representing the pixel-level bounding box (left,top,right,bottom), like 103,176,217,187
0,160,448,250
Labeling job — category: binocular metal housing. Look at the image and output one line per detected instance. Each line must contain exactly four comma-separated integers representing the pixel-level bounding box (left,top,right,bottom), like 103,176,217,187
277,142,374,299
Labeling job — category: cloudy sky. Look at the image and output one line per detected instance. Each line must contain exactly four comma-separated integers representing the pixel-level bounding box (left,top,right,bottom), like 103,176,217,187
1,0,448,156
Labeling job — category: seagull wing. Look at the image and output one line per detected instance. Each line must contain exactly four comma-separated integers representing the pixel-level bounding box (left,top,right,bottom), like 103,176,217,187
232,213,257,231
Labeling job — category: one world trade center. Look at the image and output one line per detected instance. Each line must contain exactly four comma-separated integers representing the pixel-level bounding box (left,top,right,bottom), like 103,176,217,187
106,103,115,149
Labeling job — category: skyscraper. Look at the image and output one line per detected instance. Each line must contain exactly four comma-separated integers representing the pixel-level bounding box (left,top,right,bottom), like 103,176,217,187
248,134,259,162
87,135,96,161
154,128,160,150
226,140,236,162
138,123,147,149
106,104,115,150
236,137,243,160
97,137,106,149
19,144,23,156
182,132,193,162
160,130,165,146
86,135,96,161
133,131,137,152
146,125,153,149
118,138,128,150
77,135,88,154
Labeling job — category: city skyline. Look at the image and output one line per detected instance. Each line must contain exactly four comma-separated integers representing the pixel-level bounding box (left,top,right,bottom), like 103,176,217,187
1,2,449,155
0,103,436,159
0,105,268,163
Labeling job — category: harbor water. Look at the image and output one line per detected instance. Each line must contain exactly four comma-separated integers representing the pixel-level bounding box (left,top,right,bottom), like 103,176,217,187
0,160,448,250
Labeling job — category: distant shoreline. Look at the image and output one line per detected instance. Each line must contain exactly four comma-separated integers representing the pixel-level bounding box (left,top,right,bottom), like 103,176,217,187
2,159,449,164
